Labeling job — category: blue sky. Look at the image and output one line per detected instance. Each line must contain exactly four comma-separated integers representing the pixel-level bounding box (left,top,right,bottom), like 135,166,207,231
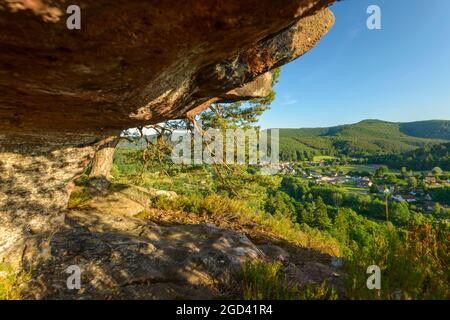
258,0,450,129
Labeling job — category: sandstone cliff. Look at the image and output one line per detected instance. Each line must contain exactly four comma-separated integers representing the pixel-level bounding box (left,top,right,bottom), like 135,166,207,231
0,0,336,294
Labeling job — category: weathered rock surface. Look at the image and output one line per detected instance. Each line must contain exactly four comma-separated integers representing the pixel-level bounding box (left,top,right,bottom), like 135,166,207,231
0,0,336,282
25,189,343,299
0,0,334,135
29,204,265,299
0,140,95,268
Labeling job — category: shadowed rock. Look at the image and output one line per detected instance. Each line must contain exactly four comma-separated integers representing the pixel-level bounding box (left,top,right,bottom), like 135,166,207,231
28,204,265,299
0,0,336,278
25,188,342,299
0,0,334,135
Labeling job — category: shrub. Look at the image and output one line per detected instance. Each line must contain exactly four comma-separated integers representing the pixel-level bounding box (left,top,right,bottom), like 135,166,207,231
0,264,31,300
67,189,91,208
150,193,340,256
264,191,297,220
241,261,337,300
73,174,90,187
345,222,450,299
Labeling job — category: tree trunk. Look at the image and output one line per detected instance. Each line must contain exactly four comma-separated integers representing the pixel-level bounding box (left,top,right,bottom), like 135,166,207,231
89,136,120,189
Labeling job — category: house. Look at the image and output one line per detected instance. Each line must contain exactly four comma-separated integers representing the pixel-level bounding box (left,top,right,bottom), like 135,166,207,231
392,195,405,202
320,176,334,183
357,177,373,188
403,195,417,203
279,163,296,174
424,176,437,185
310,172,322,179
410,190,425,196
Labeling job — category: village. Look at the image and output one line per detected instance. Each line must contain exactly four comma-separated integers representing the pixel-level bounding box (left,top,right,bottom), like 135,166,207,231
275,159,450,215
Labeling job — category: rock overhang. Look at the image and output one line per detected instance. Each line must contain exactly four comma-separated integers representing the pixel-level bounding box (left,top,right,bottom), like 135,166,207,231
0,0,335,141
0,0,338,274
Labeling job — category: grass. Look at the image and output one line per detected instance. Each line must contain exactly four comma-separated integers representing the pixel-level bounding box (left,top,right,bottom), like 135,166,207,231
241,261,293,300
340,164,376,173
111,161,215,197
241,261,338,300
345,222,450,300
67,188,92,209
111,147,450,300
312,156,337,162
0,264,32,300
112,154,341,256
341,184,369,195
146,193,341,256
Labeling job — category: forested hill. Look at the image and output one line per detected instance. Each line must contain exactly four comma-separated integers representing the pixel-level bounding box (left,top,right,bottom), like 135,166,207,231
399,120,450,140
370,142,450,171
278,119,450,160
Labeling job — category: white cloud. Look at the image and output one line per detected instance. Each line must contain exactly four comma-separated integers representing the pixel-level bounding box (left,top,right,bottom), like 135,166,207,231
279,95,298,106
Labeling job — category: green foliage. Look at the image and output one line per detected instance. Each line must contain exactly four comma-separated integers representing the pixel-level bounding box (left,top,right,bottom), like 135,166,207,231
200,68,281,130
375,165,389,177
298,197,332,231
331,208,384,254
371,143,449,171
157,193,254,218
390,202,411,226
345,222,450,300
74,174,90,187
265,191,297,220
113,144,449,300
399,120,450,140
432,166,443,175
149,192,340,256
407,176,418,188
241,261,337,300
0,264,31,300
67,189,91,209
278,120,449,161
429,187,450,205
112,148,146,180
241,261,293,300
280,176,309,199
